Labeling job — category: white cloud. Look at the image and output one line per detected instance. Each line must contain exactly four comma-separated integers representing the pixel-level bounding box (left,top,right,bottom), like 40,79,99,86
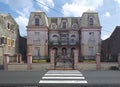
101,34,110,40
104,12,111,18
0,0,55,36
114,0,120,4
62,0,103,16
36,0,54,12
15,16,28,36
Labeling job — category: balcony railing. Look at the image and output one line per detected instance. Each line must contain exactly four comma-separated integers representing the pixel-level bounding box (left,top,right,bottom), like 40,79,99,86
49,41,79,46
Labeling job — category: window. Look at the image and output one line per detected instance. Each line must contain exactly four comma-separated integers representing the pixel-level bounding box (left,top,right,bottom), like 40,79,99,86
61,20,67,29
34,47,40,56
35,18,39,26
7,23,10,29
11,39,15,47
52,35,58,43
53,35,58,38
34,32,40,40
33,32,40,45
0,37,7,45
89,17,93,26
71,39,75,42
71,35,76,38
53,47,58,55
62,21,66,29
89,32,94,40
51,23,57,29
7,37,11,46
89,47,94,56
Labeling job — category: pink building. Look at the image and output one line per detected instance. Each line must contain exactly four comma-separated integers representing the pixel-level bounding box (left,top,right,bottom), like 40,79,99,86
27,10,101,63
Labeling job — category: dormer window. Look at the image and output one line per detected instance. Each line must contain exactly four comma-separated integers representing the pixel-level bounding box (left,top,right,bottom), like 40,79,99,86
51,23,57,29
61,20,67,29
35,18,39,26
72,23,78,29
89,17,93,26
62,21,66,29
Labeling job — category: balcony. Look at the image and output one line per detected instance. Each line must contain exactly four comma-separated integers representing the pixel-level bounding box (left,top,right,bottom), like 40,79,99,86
49,40,79,46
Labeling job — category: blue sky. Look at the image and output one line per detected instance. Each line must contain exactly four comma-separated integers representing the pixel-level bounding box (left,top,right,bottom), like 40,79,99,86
0,0,120,40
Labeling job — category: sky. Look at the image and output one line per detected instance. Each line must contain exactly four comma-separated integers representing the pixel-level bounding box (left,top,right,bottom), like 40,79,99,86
0,0,120,40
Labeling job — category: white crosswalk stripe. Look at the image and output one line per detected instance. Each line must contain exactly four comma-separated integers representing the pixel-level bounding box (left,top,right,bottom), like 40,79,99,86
39,70,88,84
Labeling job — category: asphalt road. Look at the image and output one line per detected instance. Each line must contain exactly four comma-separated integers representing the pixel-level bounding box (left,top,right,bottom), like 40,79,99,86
0,70,120,87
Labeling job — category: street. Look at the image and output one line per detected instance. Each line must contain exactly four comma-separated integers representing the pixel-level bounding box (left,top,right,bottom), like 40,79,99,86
0,70,120,87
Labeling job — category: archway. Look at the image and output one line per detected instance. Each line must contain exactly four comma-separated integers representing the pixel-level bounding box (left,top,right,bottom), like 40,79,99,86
52,47,58,56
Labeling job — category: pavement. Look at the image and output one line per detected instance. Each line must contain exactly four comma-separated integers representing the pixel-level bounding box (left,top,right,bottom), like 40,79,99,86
7,62,118,71
0,70,120,87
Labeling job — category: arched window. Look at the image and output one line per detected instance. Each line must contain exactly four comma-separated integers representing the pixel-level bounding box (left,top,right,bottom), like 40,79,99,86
53,35,58,38
52,35,58,41
35,18,39,26
53,47,58,56
71,35,76,38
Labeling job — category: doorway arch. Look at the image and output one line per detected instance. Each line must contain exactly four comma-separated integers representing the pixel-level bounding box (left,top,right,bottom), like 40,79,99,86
52,47,58,56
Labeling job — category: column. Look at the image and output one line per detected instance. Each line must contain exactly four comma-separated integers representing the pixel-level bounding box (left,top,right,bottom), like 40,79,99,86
3,54,9,71
118,53,120,70
96,53,101,70
27,53,32,70
18,54,22,63
74,50,78,70
16,54,18,63
50,50,55,69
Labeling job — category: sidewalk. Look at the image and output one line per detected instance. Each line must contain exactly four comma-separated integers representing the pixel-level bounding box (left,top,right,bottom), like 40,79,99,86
6,62,118,71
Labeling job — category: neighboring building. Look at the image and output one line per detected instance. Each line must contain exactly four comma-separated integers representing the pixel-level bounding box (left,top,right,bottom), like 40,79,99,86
27,10,101,61
18,36,27,62
0,13,19,66
102,26,120,62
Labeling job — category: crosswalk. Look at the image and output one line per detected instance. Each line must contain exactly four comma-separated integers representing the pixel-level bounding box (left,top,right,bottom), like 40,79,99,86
39,70,88,84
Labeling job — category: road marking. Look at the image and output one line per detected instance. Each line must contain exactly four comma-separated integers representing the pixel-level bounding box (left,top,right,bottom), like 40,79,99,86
42,76,85,79
39,80,88,84
47,70,81,73
39,70,88,84
45,73,83,76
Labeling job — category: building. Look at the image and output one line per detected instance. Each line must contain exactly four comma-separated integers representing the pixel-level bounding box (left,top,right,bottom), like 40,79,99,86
0,13,19,67
18,36,27,62
102,26,120,62
27,10,101,62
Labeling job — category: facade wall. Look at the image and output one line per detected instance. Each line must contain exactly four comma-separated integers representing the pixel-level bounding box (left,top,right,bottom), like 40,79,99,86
27,10,101,60
0,13,19,65
27,11,48,60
